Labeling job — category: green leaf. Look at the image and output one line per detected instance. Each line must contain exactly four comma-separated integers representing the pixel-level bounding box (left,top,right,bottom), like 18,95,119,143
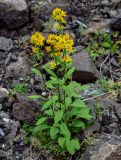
60,123,70,141
44,109,53,116
66,108,80,118
63,86,79,97
32,124,49,134
69,81,88,91
31,68,41,77
28,95,41,99
58,137,65,148
66,139,80,155
71,99,87,108
66,140,75,155
50,126,59,139
65,67,75,78
36,117,47,126
54,110,63,124
42,96,58,110
71,120,85,129
77,108,92,120
45,68,57,77
46,82,54,89
72,139,80,150
65,97,72,107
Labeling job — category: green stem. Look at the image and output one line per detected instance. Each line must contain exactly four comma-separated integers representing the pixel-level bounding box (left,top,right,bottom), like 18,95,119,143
54,55,62,110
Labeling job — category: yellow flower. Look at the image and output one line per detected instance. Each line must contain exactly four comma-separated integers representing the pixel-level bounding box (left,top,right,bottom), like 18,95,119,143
30,32,45,47
61,55,72,63
50,61,57,69
46,34,74,53
51,52,62,57
52,8,66,24
53,22,65,30
32,46,38,54
45,46,52,52
46,34,58,45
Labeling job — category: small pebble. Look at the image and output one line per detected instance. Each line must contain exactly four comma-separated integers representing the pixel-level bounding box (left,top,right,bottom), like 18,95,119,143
3,118,10,123
0,128,5,136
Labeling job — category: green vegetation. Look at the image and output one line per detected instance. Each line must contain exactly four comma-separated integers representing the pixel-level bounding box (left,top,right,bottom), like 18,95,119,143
98,78,121,92
10,83,28,95
86,31,119,61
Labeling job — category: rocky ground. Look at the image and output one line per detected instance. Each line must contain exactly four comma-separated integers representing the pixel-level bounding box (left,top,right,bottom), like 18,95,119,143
0,0,121,160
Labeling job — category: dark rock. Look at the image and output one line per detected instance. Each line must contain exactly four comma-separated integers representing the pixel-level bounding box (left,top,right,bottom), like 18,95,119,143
5,50,31,79
0,0,29,29
12,101,41,124
82,135,121,160
72,46,99,84
102,115,110,126
110,9,121,32
0,37,12,52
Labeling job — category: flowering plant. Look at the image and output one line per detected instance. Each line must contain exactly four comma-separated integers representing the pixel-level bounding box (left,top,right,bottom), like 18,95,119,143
30,8,92,155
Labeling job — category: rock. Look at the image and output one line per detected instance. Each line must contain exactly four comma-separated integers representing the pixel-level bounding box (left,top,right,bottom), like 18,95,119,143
72,46,99,84
0,87,9,102
110,9,121,32
85,21,110,35
0,37,12,52
6,121,20,146
0,111,11,129
113,102,121,121
0,0,29,29
0,128,5,136
82,134,121,160
12,101,41,124
0,104,2,110
5,50,31,79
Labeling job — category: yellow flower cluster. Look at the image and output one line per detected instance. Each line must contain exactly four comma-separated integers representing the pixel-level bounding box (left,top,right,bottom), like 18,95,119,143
61,55,72,63
51,52,62,57
32,46,38,54
52,8,66,24
46,34,74,53
50,61,57,69
30,32,45,47
53,22,65,30
45,46,52,53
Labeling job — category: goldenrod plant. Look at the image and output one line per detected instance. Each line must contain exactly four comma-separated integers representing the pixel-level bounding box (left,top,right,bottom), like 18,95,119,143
29,8,92,155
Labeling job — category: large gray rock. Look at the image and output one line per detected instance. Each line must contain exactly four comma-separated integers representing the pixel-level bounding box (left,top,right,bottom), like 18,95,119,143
5,50,31,79
82,134,121,160
0,37,12,52
110,9,121,32
72,46,99,84
0,0,29,29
